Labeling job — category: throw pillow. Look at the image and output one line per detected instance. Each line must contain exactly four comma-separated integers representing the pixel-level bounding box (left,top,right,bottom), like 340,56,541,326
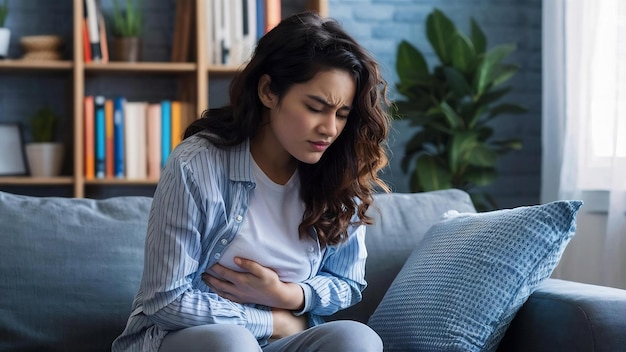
368,200,583,352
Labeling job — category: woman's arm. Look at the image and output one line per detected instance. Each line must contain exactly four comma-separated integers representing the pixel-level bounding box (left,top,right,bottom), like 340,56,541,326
295,223,368,317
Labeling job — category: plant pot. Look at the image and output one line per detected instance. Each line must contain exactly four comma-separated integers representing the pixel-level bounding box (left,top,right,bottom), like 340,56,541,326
25,142,64,177
111,37,142,62
0,27,10,59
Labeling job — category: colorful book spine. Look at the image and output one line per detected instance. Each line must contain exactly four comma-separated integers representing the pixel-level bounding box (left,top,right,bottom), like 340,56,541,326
105,99,114,178
113,96,126,178
83,96,95,179
94,95,106,178
146,103,162,180
161,100,172,168
171,101,182,151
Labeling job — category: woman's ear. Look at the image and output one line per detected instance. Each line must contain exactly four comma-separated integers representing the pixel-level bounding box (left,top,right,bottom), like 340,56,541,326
258,74,278,109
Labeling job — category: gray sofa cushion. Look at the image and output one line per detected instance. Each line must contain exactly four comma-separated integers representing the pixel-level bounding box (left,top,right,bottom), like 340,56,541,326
0,191,152,352
331,189,476,322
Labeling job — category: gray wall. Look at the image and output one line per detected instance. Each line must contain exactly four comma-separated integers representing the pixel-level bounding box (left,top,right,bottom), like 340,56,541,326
329,0,542,208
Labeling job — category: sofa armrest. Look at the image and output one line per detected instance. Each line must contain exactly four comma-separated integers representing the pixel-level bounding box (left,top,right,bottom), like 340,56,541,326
497,278,626,352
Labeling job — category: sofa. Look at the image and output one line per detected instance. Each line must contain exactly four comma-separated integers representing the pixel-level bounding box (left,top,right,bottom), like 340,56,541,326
0,188,625,351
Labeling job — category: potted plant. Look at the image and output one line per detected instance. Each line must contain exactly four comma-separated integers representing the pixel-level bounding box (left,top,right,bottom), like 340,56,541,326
394,8,527,210
0,0,9,59
25,107,64,177
109,0,143,61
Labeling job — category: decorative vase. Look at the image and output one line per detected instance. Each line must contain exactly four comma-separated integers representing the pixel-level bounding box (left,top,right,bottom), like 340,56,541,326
0,27,10,59
111,37,141,62
25,142,64,177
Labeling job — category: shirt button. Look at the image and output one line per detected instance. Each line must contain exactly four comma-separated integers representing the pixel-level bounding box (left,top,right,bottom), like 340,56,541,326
220,239,228,245
214,253,221,259
307,247,315,252
235,215,243,222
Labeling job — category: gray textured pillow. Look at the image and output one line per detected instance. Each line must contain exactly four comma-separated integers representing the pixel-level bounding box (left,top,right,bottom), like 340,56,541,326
368,200,583,352
0,191,152,352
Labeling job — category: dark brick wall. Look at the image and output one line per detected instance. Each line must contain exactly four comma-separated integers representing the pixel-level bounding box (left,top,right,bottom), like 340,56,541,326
329,0,542,208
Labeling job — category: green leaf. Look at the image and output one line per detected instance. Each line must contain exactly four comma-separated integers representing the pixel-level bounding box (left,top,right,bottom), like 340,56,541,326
443,67,472,98
396,40,430,85
448,131,479,172
486,103,527,120
448,32,476,74
470,18,487,54
492,139,523,153
474,44,516,95
439,101,464,129
426,9,457,65
492,64,520,86
475,86,512,106
465,167,498,187
415,154,453,191
465,144,498,167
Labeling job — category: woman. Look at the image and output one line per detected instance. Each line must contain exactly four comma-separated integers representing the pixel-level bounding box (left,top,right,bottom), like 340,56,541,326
112,11,391,352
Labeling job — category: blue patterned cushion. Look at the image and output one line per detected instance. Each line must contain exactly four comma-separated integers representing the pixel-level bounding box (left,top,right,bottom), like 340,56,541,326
367,200,583,352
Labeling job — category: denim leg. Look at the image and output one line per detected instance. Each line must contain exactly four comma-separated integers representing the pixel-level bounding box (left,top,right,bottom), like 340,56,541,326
159,324,262,352
263,320,383,352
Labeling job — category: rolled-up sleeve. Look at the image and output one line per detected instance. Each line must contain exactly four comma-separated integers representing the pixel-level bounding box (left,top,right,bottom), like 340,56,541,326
295,223,367,317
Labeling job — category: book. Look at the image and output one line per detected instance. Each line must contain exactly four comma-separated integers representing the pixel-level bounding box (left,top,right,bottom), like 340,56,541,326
146,103,162,180
94,95,106,178
124,101,148,179
105,99,114,178
265,0,281,34
171,0,193,62
256,0,266,41
113,97,126,178
82,4,92,62
97,5,109,63
171,101,182,150
83,96,95,179
160,100,172,168
85,0,103,61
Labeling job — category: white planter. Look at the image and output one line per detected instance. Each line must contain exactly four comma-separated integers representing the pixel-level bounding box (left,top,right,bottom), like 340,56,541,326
26,142,64,177
0,27,10,59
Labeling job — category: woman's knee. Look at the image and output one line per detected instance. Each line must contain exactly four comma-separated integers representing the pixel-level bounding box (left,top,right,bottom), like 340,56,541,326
160,324,261,352
316,320,383,351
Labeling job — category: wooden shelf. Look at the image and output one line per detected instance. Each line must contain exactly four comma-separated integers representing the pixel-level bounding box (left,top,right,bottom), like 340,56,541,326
0,176,74,185
0,60,73,71
84,179,159,186
85,61,196,73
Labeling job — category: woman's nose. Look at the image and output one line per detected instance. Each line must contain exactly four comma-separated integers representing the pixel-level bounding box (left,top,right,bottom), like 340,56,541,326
318,114,338,137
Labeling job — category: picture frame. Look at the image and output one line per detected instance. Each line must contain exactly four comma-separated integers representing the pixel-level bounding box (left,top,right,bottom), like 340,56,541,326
0,123,29,176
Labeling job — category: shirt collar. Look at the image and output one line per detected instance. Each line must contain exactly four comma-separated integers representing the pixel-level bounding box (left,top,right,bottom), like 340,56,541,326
228,138,255,183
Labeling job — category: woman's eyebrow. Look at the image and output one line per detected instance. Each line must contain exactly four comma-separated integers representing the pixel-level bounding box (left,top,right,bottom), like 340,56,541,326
306,95,352,110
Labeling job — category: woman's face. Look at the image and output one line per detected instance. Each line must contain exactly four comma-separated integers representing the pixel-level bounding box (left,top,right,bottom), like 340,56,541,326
263,69,356,165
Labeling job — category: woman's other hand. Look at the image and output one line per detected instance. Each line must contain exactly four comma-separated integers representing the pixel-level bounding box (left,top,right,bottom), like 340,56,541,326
270,308,308,339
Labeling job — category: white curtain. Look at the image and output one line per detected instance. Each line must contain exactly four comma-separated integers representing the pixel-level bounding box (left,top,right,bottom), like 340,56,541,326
543,0,626,289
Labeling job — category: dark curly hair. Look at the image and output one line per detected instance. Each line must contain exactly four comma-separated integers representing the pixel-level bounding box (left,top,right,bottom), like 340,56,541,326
185,11,391,246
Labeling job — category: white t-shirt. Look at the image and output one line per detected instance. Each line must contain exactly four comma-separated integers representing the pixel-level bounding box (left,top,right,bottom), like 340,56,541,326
218,158,322,283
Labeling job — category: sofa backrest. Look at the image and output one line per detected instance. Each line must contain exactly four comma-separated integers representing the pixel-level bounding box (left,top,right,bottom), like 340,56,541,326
0,188,476,350
0,191,152,352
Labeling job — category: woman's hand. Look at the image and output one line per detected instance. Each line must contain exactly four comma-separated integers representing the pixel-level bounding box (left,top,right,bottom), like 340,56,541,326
271,308,308,339
202,257,304,310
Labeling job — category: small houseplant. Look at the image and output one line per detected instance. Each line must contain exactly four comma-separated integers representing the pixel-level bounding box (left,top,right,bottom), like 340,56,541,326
394,8,526,210
109,0,143,61
25,107,64,177
0,0,10,59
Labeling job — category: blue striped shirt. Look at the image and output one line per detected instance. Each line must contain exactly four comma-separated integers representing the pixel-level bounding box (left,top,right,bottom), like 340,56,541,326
112,134,368,352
